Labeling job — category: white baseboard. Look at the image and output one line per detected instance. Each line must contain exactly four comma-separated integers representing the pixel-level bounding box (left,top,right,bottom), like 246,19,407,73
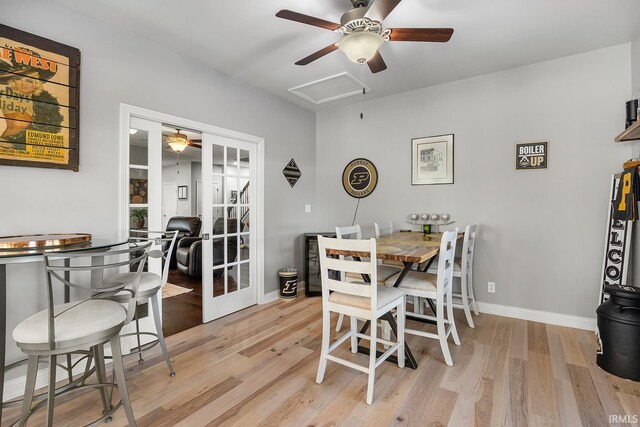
476,301,596,331
3,355,99,402
261,290,279,305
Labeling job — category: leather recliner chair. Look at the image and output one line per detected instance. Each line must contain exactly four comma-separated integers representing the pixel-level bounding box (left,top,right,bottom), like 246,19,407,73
163,216,202,268
175,218,239,278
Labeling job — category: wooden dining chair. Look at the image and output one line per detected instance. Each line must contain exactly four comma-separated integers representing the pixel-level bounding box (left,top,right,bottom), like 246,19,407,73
13,242,151,426
316,236,405,405
334,224,400,332
427,224,479,327
400,229,461,366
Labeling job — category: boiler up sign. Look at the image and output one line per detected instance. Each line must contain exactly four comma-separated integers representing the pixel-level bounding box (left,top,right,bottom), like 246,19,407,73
516,141,548,170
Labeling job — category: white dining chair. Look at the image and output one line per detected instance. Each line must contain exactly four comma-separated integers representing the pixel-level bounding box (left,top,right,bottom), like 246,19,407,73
427,224,479,327
400,229,460,366
334,224,401,332
373,220,393,238
316,236,405,405
13,242,151,426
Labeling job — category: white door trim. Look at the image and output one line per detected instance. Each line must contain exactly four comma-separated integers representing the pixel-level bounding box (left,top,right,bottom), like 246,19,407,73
119,103,266,307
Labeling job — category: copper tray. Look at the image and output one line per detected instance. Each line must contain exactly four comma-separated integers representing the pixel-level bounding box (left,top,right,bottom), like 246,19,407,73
0,233,92,249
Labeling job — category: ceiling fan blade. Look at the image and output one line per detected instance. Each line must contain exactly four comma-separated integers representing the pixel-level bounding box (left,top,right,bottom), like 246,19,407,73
187,141,202,149
276,10,340,31
389,28,454,42
367,51,387,73
295,44,338,66
365,0,402,22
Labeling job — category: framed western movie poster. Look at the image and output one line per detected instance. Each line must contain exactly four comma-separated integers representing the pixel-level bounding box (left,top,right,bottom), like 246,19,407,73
0,24,80,171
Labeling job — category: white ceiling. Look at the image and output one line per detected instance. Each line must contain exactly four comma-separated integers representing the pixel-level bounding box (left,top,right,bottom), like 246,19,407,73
54,0,640,111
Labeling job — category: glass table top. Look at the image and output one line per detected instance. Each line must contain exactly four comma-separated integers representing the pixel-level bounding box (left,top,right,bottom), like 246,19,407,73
0,236,130,260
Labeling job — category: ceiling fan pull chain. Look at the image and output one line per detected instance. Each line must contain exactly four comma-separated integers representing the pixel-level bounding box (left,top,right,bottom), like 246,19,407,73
360,62,365,119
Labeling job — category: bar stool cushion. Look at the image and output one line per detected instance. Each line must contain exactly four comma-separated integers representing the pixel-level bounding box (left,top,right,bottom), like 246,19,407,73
13,300,126,347
398,271,438,293
110,272,162,300
329,284,404,310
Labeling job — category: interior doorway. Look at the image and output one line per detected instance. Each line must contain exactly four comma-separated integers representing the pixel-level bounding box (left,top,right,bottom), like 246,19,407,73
160,126,203,336
120,104,265,341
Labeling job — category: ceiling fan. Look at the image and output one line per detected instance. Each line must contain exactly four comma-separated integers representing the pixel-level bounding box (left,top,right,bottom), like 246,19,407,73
165,129,201,152
276,0,453,73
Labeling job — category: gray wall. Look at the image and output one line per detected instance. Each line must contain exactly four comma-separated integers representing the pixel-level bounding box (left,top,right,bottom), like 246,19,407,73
0,0,315,364
316,44,632,319
632,34,640,97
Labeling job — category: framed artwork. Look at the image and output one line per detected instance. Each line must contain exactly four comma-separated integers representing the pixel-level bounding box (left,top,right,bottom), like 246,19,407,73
411,134,454,185
0,24,81,171
129,178,148,204
515,141,548,170
178,185,188,200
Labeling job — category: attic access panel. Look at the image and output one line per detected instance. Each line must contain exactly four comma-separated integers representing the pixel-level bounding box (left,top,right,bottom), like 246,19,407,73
288,72,371,105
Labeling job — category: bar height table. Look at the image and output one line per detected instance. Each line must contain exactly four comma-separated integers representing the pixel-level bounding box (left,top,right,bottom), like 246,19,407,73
0,235,129,420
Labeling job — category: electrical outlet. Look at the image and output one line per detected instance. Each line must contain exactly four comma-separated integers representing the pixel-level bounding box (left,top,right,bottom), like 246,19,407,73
488,282,496,293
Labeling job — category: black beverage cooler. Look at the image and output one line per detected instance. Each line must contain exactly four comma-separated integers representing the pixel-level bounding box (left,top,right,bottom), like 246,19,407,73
596,284,640,381
304,232,336,296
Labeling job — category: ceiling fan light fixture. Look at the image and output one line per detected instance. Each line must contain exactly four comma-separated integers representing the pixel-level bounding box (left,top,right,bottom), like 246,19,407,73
167,130,189,152
338,31,384,63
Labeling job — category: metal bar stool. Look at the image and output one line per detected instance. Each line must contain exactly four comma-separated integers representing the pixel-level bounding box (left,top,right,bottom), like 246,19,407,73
12,242,151,426
106,230,178,376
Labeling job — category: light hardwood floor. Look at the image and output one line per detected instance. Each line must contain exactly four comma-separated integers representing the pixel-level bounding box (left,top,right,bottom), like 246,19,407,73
3,295,639,426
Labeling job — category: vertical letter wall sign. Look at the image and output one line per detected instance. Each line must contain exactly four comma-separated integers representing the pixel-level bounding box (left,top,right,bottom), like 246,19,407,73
600,174,633,304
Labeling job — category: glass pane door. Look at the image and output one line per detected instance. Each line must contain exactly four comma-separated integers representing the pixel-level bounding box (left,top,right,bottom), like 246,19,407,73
124,116,163,350
202,133,256,322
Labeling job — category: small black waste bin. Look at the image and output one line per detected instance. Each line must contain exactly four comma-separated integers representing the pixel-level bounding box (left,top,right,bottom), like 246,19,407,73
596,284,640,381
278,268,298,300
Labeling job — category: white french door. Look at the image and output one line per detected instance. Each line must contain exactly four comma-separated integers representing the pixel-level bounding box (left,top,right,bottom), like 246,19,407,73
124,116,163,348
201,133,257,321
121,104,264,326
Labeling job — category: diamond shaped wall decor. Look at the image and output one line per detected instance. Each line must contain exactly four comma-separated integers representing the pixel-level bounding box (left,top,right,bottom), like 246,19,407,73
283,158,301,188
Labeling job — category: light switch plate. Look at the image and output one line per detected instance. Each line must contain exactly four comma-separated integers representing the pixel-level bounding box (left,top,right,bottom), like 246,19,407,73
305,204,311,213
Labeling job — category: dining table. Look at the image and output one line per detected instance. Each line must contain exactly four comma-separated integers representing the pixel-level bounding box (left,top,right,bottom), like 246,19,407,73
0,234,129,417
327,231,463,369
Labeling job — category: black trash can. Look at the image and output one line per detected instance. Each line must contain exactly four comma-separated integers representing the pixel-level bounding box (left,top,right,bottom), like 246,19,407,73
596,284,640,381
278,268,298,300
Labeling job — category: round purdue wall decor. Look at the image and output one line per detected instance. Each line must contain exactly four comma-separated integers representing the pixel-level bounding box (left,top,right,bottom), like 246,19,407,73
342,158,378,198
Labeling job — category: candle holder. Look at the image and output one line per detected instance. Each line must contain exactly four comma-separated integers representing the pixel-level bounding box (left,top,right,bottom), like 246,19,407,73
408,213,454,233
